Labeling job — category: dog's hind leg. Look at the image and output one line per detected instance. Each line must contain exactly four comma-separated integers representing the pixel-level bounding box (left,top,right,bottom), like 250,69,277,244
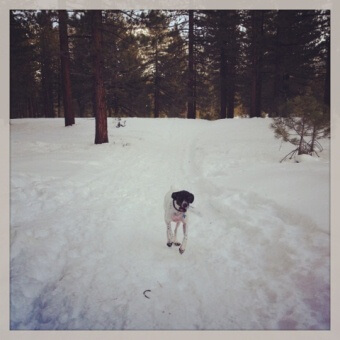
179,223,188,254
173,222,181,246
166,222,173,247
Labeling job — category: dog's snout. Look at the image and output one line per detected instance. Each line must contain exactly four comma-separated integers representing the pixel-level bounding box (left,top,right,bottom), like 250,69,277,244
182,202,188,208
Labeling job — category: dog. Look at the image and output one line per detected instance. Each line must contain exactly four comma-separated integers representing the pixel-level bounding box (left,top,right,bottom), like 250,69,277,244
164,188,194,254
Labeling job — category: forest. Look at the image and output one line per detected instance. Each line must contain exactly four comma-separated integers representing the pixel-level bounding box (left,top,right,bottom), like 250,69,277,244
10,10,331,329
10,10,330,122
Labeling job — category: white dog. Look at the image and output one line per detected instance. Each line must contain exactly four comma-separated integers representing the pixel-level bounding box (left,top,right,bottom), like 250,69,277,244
164,188,195,254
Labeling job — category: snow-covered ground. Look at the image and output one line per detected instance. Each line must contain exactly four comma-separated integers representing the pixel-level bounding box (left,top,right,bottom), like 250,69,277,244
10,117,330,330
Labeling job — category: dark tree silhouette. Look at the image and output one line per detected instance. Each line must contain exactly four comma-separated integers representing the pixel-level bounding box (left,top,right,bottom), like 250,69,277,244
39,11,54,118
91,10,109,144
250,10,264,118
58,10,75,126
187,10,196,119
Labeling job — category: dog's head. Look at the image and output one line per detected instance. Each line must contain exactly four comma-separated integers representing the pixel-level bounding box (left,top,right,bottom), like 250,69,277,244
171,190,194,212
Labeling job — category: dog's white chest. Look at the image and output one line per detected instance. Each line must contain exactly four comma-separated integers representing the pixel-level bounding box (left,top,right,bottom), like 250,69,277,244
172,211,186,222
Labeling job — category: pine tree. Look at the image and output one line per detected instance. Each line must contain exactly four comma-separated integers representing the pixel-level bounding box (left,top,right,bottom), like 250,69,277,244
271,92,330,161
141,10,172,118
187,10,196,119
158,22,187,117
199,10,242,119
268,10,329,116
10,11,40,118
91,10,109,144
37,10,55,118
10,9,330,123
139,10,187,118
68,10,93,117
103,10,150,117
250,10,264,118
58,10,75,126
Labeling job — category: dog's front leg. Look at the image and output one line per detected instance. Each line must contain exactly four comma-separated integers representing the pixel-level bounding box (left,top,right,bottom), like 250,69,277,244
179,223,188,254
166,222,173,247
173,222,181,246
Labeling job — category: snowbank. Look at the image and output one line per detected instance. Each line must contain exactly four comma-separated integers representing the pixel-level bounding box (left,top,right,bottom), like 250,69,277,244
10,117,330,330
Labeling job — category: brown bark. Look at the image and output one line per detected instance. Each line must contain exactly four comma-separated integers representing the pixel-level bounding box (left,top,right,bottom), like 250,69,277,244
250,11,264,118
187,10,196,119
58,10,75,126
91,10,109,144
227,13,237,119
227,76,235,119
154,39,160,118
40,11,54,118
220,46,227,119
219,12,227,119
273,11,289,117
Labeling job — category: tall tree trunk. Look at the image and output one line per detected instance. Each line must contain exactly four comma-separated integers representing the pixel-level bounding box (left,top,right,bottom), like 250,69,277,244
250,10,264,118
154,38,160,118
91,10,108,144
273,11,286,116
40,10,54,118
220,46,227,119
187,10,196,119
227,11,237,119
227,72,235,118
58,10,75,126
219,12,227,119
57,71,61,118
274,11,294,117
273,12,281,116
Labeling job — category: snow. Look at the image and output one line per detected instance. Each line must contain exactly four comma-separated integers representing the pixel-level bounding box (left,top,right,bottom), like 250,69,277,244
10,117,330,330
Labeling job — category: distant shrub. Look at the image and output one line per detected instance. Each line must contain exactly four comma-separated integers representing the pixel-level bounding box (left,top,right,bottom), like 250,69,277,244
115,117,126,128
271,94,330,162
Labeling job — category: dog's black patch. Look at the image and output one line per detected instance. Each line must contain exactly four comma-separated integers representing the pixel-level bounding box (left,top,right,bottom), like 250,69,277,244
171,190,195,205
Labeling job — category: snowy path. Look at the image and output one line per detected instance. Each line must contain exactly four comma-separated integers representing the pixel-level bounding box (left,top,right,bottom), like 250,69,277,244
10,118,329,330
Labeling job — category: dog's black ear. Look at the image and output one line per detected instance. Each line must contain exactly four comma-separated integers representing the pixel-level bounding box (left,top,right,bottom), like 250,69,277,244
188,193,194,203
171,192,178,200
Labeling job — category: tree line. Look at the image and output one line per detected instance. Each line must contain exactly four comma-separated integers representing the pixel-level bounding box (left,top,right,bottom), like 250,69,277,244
10,10,330,139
